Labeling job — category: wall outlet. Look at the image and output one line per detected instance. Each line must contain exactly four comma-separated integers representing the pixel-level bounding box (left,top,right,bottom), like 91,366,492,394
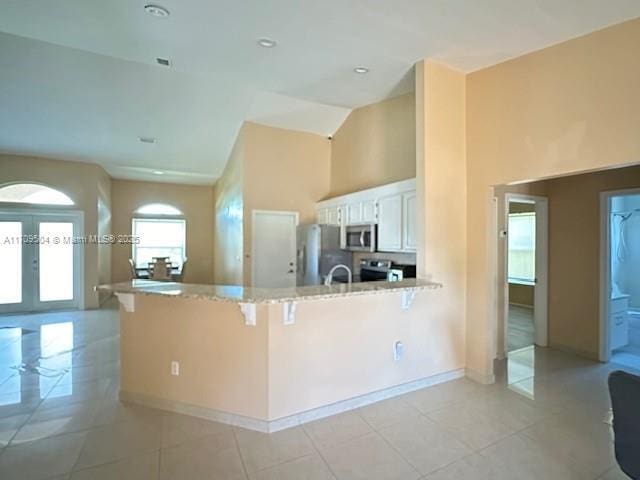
393,341,404,361
171,361,180,376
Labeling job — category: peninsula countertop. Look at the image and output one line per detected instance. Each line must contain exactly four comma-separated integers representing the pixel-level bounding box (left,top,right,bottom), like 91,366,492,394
98,278,442,304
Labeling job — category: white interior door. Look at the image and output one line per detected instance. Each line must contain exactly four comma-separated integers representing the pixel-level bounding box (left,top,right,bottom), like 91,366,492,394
0,211,82,313
252,210,298,288
533,199,548,347
503,194,549,353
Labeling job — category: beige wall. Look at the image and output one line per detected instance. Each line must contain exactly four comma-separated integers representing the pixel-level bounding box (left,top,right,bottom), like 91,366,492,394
266,290,463,419
330,93,416,197
242,122,331,284
0,154,111,308
465,18,640,374
120,288,464,422
111,179,214,284
509,284,534,307
120,295,269,419
213,122,331,286
414,62,470,377
213,128,245,285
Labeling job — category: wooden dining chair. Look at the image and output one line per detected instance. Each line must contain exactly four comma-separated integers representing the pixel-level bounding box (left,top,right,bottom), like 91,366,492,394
128,259,138,279
175,258,187,282
149,258,172,281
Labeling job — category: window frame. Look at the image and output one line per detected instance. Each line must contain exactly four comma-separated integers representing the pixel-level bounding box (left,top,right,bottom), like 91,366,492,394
0,182,75,207
135,203,183,216
507,211,536,285
131,214,187,269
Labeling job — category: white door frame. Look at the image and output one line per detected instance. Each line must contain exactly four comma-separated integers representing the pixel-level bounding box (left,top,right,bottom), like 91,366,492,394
598,187,640,362
0,207,85,312
503,193,549,352
251,209,299,287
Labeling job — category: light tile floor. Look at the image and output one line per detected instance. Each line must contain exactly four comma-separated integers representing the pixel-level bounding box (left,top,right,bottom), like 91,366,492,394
0,303,636,480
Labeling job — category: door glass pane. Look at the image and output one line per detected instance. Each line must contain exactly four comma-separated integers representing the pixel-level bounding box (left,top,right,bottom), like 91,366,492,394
0,221,22,304
39,222,74,302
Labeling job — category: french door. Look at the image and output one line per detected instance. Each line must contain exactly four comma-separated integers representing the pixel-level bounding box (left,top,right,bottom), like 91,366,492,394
0,211,82,313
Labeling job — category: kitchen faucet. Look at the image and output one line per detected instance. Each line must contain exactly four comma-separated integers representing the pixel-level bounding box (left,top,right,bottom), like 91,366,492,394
324,264,352,286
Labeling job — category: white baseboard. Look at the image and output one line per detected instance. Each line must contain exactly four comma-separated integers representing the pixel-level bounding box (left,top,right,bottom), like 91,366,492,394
120,368,465,433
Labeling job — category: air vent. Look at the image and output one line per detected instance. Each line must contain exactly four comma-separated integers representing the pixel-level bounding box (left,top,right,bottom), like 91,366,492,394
156,57,171,67
139,136,156,144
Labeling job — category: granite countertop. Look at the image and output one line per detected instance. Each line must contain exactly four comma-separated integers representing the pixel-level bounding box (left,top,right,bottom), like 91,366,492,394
97,278,442,304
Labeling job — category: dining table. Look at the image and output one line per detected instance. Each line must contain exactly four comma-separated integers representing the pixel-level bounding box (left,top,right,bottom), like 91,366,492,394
134,267,182,280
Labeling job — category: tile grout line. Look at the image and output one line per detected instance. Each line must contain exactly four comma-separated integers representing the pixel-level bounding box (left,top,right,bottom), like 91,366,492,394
299,424,340,480
230,427,251,480
3,367,68,448
5,374,116,449
355,407,432,478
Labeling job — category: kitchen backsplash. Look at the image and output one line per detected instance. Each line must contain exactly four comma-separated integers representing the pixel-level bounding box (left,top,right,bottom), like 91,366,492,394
352,251,416,274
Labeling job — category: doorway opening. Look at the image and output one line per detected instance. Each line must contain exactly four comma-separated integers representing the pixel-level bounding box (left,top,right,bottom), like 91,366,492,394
502,193,548,385
601,189,640,371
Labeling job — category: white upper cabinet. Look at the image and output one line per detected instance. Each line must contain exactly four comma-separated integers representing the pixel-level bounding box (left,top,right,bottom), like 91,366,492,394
377,194,403,251
316,207,328,225
346,202,363,225
316,178,416,252
402,191,417,251
326,205,342,226
362,200,377,223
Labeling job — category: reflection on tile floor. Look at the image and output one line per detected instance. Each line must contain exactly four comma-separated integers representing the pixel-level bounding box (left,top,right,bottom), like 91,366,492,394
0,302,634,479
507,304,534,353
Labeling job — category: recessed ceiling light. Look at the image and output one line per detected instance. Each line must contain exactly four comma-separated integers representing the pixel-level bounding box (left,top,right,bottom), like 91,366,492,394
139,136,156,144
144,4,170,17
354,67,369,74
257,38,277,48
152,170,165,175
156,57,171,67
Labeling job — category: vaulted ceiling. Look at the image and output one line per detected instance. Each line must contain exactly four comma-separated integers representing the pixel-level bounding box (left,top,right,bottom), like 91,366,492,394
1,0,639,184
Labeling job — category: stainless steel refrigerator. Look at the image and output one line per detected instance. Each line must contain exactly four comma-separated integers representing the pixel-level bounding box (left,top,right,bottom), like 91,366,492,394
296,224,352,286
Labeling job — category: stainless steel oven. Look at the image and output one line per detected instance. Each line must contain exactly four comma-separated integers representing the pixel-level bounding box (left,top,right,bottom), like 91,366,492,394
341,224,376,252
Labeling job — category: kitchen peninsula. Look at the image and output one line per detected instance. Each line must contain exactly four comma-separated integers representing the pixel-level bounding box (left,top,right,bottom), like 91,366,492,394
100,278,464,433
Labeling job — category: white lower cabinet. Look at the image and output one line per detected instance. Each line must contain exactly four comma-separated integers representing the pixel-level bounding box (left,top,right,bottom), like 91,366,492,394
377,194,403,251
610,295,630,350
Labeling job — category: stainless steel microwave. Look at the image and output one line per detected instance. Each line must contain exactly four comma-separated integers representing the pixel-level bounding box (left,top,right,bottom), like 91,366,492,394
341,224,376,252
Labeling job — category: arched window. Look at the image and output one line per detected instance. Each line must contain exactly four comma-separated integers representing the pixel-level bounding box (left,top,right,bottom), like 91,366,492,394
135,203,182,216
132,203,186,268
0,184,74,205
